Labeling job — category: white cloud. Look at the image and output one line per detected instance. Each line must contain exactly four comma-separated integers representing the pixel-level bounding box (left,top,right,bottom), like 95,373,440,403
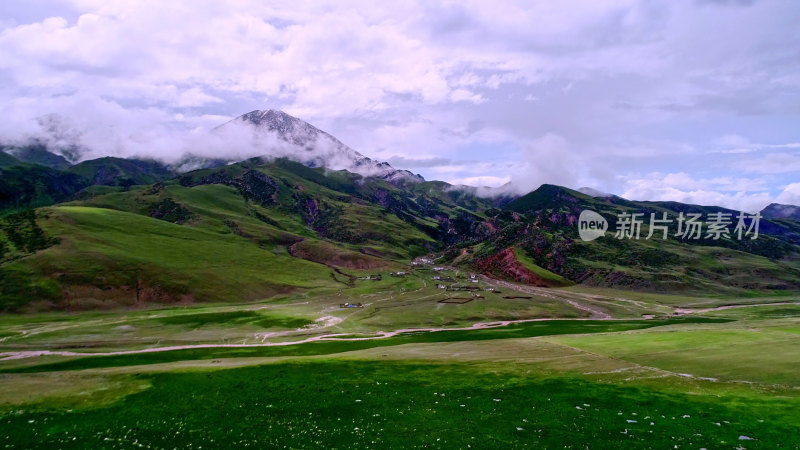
175,88,223,108
712,134,756,154
621,172,775,212
447,175,510,187
507,133,578,193
450,88,485,103
735,152,800,175
776,183,800,206
0,0,797,208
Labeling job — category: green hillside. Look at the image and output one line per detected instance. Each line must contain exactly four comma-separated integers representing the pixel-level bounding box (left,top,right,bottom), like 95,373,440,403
447,185,800,293
0,151,19,168
66,157,175,186
0,155,177,213
1,157,799,311
0,164,88,213
0,205,339,311
0,158,492,310
1,144,71,169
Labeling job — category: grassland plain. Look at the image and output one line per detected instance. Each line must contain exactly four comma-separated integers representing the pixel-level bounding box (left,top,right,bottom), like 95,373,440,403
0,269,747,356
3,111,800,450
3,360,799,449
1,289,800,448
1,159,799,447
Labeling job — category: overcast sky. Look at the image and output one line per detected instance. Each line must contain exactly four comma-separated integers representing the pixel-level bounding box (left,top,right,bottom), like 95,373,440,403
1,0,799,211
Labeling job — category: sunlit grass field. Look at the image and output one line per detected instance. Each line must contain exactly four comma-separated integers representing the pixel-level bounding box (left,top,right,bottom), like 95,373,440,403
1,282,799,448
5,359,799,449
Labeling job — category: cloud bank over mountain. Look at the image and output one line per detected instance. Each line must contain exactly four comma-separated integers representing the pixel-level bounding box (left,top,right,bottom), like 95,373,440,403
0,0,798,210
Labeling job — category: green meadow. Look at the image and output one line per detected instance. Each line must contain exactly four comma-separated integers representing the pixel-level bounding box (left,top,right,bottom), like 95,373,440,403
1,159,799,447
4,360,798,449
1,282,799,448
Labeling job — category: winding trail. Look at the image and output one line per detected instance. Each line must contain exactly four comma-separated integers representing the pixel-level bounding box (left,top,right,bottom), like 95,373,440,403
673,301,800,315
485,277,612,319
3,270,797,362
0,316,620,361
4,300,799,361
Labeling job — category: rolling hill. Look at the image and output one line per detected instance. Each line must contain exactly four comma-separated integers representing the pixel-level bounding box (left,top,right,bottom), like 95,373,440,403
66,157,175,187
0,155,499,310
0,151,19,168
1,143,72,169
762,202,800,220
0,111,798,311
451,184,800,293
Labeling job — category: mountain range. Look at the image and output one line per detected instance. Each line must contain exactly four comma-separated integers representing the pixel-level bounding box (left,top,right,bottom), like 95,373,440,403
0,110,798,311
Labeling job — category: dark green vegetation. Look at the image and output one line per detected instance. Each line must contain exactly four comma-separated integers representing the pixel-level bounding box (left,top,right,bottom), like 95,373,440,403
464,184,800,292
0,210,62,310
762,203,800,220
154,310,314,328
2,308,798,449
0,146,175,214
2,318,725,374
1,143,71,170
1,120,798,448
4,360,797,449
66,157,175,188
0,164,86,212
0,210,57,256
0,145,798,310
0,151,505,309
0,151,20,168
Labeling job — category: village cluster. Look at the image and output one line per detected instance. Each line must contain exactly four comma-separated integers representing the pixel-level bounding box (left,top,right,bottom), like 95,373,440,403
414,258,500,302
339,259,499,307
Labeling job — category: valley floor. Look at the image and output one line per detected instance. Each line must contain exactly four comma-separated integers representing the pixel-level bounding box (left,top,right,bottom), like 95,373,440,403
1,270,799,448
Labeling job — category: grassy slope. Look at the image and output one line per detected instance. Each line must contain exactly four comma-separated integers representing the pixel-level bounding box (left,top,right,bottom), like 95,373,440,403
66,157,174,186
570,234,800,292
554,327,800,385
512,247,572,285
1,156,468,309
2,157,798,312
3,157,499,309
469,184,800,294
3,206,337,308
74,164,439,259
0,151,19,168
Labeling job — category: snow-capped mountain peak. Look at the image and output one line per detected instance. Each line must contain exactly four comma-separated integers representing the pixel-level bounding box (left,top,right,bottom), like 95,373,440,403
215,109,424,184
